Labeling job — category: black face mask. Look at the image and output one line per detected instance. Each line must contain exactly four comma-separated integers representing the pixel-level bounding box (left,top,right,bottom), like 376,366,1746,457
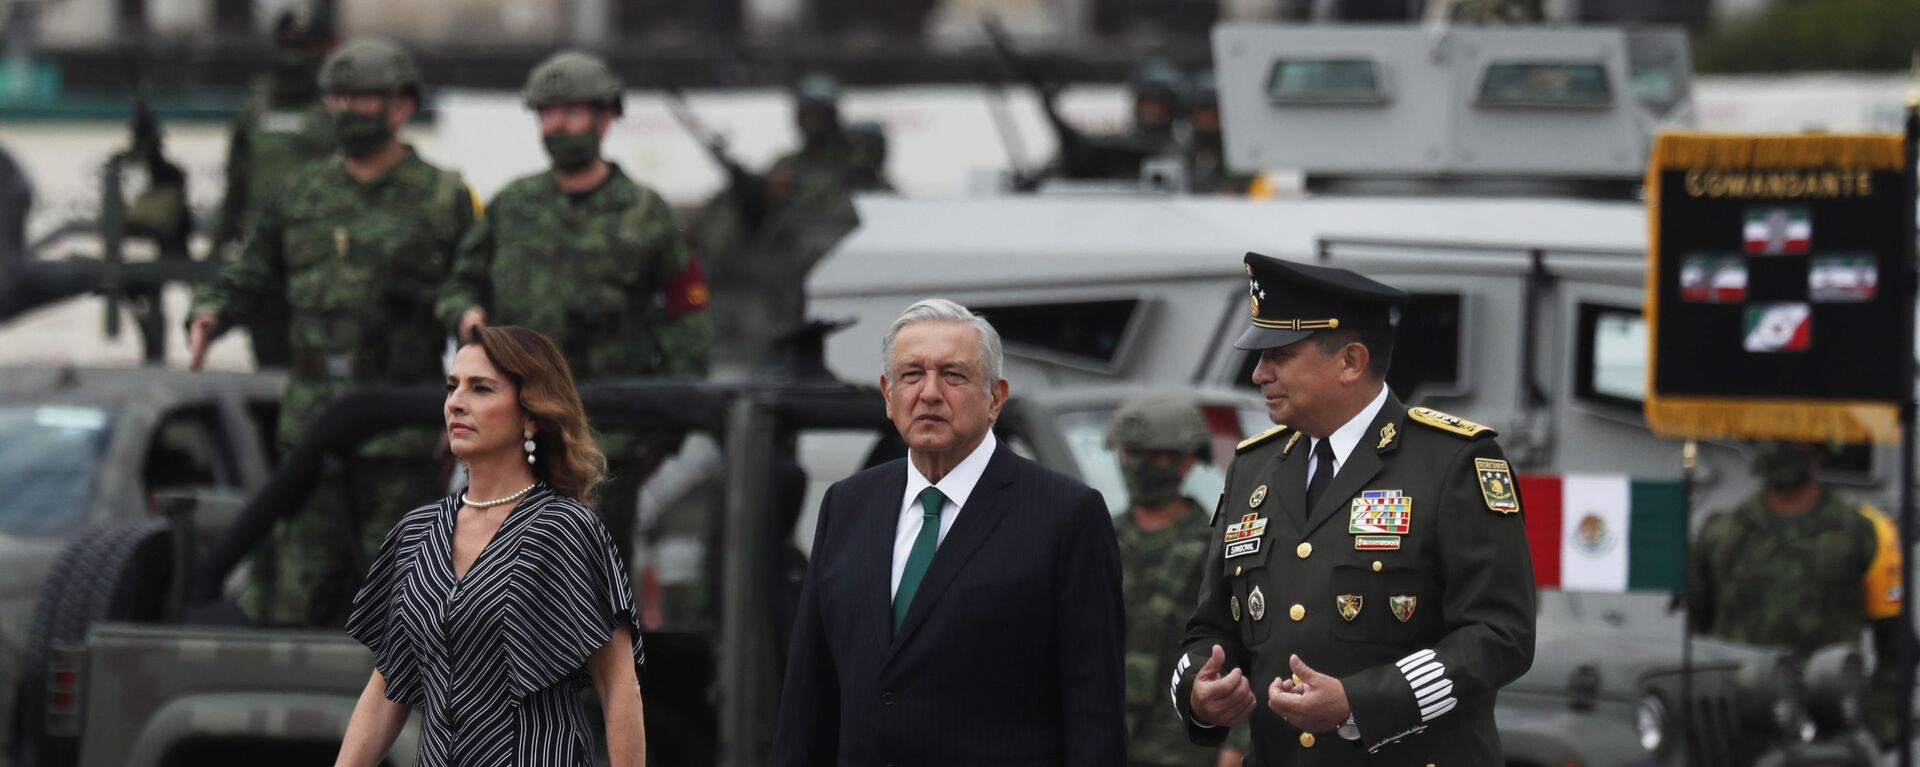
332,107,395,158
1119,454,1185,508
269,50,322,104
541,130,600,172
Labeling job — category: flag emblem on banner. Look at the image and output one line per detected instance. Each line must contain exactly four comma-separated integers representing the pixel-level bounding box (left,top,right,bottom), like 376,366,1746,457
1808,255,1878,302
1679,255,1748,303
1743,303,1811,353
1744,206,1811,255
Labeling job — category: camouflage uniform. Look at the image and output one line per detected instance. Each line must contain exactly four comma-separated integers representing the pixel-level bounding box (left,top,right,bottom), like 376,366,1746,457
212,9,337,368
438,51,712,570
193,38,476,628
1691,489,1905,743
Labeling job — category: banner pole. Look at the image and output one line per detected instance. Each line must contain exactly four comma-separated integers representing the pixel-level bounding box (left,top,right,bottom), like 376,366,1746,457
1680,438,1697,763
1897,95,1917,767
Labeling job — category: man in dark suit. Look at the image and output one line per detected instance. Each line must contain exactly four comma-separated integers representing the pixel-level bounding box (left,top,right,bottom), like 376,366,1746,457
771,298,1128,766
1170,253,1536,765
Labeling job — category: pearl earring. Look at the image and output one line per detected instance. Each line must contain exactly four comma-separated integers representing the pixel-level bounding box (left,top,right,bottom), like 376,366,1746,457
524,428,536,464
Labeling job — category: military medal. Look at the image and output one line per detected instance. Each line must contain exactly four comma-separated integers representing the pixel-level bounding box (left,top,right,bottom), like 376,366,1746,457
1224,513,1267,543
1247,586,1266,621
1349,490,1412,535
1337,594,1363,621
1377,423,1396,449
1390,595,1418,623
1476,458,1521,513
1231,595,1242,622
1249,484,1268,508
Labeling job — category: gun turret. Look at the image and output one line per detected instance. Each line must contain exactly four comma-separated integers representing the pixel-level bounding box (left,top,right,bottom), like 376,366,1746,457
665,86,769,234
982,17,1153,189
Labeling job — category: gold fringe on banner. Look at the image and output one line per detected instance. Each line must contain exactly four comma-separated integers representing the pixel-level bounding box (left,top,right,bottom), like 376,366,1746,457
1643,131,1908,445
1651,132,1905,170
1646,397,1902,445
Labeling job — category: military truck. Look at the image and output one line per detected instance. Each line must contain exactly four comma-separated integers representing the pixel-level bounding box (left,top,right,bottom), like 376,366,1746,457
804,21,1892,766
13,374,1270,767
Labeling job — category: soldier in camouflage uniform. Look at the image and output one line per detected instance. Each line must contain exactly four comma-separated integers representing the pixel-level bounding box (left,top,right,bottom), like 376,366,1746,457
1108,392,1251,767
211,7,338,368
189,37,478,628
1126,59,1188,159
439,50,712,570
1690,441,1906,746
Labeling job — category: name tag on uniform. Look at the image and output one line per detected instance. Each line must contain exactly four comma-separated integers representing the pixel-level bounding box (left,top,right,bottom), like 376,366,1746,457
1225,539,1262,559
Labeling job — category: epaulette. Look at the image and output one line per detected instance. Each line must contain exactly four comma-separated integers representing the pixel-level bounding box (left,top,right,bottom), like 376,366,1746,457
1236,424,1290,454
1407,407,1496,438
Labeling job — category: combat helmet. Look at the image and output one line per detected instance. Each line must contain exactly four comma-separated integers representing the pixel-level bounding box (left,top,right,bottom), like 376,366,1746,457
523,50,624,114
318,37,421,99
1106,392,1210,458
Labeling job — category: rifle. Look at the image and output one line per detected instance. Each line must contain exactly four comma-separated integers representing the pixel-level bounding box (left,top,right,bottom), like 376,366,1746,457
664,86,768,234
981,16,1152,188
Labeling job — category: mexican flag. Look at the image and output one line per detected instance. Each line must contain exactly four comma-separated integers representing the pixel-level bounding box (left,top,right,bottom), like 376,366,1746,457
1744,303,1812,353
1808,256,1877,302
1679,256,1747,303
1517,474,1685,593
1744,207,1811,255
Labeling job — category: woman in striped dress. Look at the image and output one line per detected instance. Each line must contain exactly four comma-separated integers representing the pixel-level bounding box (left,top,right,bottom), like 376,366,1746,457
335,325,646,766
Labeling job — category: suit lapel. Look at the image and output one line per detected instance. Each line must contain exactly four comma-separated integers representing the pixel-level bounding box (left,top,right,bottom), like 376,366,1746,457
887,442,1017,658
863,463,909,651
1299,396,1408,538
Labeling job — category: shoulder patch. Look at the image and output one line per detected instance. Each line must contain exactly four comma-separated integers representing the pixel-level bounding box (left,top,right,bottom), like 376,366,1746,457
1407,407,1496,438
1237,424,1290,454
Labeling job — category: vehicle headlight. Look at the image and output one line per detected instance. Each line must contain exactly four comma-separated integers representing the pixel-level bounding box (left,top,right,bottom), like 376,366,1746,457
1636,693,1669,753
1737,653,1811,739
1804,643,1867,732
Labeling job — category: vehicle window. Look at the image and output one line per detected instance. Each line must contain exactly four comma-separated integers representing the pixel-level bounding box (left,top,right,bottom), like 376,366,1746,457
1477,62,1612,108
145,405,232,490
247,399,282,466
1233,293,1463,402
976,299,1142,371
1056,405,1264,515
1575,302,1647,409
1265,58,1385,104
0,406,113,536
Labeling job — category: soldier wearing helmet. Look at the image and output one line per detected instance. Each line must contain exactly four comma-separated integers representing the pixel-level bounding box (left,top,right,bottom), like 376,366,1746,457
189,36,479,628
1691,441,1907,747
440,50,711,571
211,5,338,367
1127,59,1188,156
1107,392,1252,767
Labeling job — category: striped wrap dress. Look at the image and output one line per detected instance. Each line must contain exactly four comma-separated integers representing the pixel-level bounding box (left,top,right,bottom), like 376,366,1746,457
346,484,644,766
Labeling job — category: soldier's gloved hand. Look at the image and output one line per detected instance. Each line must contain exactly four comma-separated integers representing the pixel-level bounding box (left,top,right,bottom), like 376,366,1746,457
1191,644,1257,727
458,307,486,344
187,313,217,371
1267,654,1351,733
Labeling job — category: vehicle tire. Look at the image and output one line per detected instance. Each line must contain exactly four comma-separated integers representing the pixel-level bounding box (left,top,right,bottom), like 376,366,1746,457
14,521,174,767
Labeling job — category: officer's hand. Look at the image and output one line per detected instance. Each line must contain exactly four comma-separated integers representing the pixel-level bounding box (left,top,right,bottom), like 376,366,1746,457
1214,745,1245,767
1191,644,1257,728
1266,654,1351,733
458,307,486,344
187,313,217,371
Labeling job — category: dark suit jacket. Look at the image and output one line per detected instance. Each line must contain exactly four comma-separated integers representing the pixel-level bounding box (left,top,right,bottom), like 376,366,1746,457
770,440,1128,767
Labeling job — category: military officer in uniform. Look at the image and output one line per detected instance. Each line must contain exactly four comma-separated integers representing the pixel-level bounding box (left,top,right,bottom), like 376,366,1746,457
1169,252,1537,765
441,50,712,571
189,37,479,628
1108,392,1251,767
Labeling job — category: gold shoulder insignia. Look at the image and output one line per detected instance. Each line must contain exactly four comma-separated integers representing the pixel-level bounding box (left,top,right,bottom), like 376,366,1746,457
1407,407,1496,438
1237,424,1290,454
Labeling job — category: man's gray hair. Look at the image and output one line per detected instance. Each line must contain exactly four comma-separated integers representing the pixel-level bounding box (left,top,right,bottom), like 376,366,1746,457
880,298,1005,388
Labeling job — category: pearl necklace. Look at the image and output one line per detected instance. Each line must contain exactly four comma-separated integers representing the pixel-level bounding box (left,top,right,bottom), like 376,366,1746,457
461,482,538,508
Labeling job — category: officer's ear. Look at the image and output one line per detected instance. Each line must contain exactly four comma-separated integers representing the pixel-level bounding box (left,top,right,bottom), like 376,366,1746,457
1338,339,1372,385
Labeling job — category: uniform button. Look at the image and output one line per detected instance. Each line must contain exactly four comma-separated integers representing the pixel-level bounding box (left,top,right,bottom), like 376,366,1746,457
1296,542,1312,558
1235,566,1243,577
881,692,895,705
1299,732,1316,748
1289,604,1305,621
1372,561,1383,572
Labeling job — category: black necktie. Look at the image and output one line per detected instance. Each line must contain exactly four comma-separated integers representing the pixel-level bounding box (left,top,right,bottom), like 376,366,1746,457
1305,438,1335,514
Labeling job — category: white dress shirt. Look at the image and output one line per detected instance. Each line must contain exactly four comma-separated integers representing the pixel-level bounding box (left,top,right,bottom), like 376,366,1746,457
891,429,999,599
1306,384,1391,487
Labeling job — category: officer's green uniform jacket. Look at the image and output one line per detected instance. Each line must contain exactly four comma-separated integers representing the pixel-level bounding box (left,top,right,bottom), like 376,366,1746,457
195,148,477,455
214,84,335,246
439,165,711,383
1117,498,1251,767
1171,395,1537,765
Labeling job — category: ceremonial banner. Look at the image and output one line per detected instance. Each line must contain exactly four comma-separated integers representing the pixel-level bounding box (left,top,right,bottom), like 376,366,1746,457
1645,133,1909,443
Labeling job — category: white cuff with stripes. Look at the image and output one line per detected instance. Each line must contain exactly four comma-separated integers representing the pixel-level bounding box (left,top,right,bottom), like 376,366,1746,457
1169,654,1218,728
1397,649,1457,722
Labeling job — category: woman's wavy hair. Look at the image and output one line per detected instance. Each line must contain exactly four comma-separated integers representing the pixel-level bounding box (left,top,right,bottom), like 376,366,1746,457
468,325,606,504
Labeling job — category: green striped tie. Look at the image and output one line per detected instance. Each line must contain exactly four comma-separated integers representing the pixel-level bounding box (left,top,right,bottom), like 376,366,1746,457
894,486,946,630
